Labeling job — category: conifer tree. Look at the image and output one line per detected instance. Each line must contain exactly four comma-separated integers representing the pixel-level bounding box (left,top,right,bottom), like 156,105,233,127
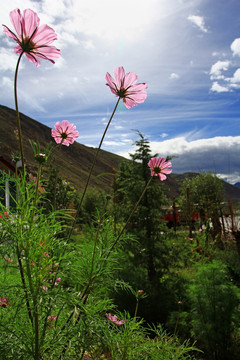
115,131,169,282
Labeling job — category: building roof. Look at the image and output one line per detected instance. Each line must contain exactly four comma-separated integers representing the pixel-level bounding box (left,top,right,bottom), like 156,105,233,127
0,156,15,173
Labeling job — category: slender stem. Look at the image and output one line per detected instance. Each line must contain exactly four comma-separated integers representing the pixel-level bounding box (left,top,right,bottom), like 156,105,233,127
67,97,121,240
34,299,40,360
174,309,180,336
14,52,25,173
16,246,33,324
32,163,42,214
106,177,153,257
134,300,139,318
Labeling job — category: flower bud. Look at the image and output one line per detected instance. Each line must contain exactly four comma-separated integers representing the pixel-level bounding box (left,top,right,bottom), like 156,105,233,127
35,153,46,164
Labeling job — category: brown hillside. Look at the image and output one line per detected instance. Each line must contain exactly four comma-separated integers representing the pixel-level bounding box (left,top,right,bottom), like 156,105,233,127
1,104,240,204
0,105,123,190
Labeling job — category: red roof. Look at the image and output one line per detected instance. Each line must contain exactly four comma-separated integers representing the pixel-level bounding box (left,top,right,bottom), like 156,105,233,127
0,156,15,173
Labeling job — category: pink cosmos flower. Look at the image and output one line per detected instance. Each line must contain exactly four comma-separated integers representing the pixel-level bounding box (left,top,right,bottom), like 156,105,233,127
51,120,79,146
148,157,172,181
105,66,148,109
48,314,57,322
3,8,60,66
0,297,10,307
105,313,125,325
47,315,57,329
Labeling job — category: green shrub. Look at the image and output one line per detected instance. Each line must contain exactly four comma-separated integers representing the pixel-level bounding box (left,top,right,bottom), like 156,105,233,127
187,260,240,360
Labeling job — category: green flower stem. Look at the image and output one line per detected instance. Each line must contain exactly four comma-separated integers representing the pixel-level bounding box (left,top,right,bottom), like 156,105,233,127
174,304,182,336
14,52,25,173
106,176,153,257
33,299,40,360
33,163,42,210
134,299,139,318
67,96,121,240
16,245,33,325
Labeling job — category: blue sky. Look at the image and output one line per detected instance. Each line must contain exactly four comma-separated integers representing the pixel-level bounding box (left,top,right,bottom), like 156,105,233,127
1,0,240,184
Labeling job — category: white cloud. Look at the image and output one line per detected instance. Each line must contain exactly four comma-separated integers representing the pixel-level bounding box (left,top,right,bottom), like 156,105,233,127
188,15,208,33
151,136,240,184
226,68,240,89
0,49,21,72
209,60,230,80
231,38,240,56
210,82,229,93
104,140,125,146
117,136,240,184
161,133,168,138
169,72,179,79
1,76,13,88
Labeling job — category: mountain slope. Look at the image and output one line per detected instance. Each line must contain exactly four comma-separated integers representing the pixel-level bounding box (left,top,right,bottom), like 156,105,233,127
0,104,123,190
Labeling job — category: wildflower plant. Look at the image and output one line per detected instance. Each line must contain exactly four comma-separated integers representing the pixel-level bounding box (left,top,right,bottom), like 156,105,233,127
0,7,200,360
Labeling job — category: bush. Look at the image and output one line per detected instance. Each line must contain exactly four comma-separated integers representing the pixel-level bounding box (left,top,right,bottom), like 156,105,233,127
187,260,240,360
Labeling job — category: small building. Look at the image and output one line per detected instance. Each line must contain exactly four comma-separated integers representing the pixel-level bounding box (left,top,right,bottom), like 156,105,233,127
0,156,18,210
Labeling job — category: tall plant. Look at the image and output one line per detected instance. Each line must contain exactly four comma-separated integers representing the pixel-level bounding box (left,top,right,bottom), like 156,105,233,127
187,260,239,360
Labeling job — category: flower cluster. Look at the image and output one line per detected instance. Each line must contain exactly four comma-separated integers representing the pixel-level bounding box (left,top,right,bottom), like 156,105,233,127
47,314,57,329
106,313,125,325
0,297,10,307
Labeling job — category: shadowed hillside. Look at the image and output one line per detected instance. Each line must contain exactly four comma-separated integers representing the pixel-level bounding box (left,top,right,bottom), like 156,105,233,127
1,104,240,204
0,105,124,191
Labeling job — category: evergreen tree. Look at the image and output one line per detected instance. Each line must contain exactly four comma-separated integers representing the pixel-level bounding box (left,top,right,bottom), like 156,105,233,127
115,131,170,282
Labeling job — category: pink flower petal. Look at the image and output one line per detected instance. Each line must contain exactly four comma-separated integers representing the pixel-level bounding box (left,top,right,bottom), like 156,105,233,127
33,24,58,45
22,9,40,38
3,8,60,66
114,66,125,88
9,9,23,37
2,25,18,41
123,72,138,88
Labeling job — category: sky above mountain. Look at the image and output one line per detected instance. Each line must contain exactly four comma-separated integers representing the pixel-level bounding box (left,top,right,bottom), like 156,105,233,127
1,0,240,184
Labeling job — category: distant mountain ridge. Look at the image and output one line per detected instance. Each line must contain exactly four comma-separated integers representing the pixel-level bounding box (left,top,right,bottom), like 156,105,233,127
1,104,240,204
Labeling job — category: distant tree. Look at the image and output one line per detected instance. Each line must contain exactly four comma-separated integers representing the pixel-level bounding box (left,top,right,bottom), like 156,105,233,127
114,131,170,282
178,172,224,240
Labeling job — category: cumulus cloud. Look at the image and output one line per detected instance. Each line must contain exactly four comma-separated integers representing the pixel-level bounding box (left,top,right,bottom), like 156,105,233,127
188,15,208,33
149,136,240,184
116,136,240,184
210,60,230,80
210,81,229,93
209,39,240,93
231,38,240,56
